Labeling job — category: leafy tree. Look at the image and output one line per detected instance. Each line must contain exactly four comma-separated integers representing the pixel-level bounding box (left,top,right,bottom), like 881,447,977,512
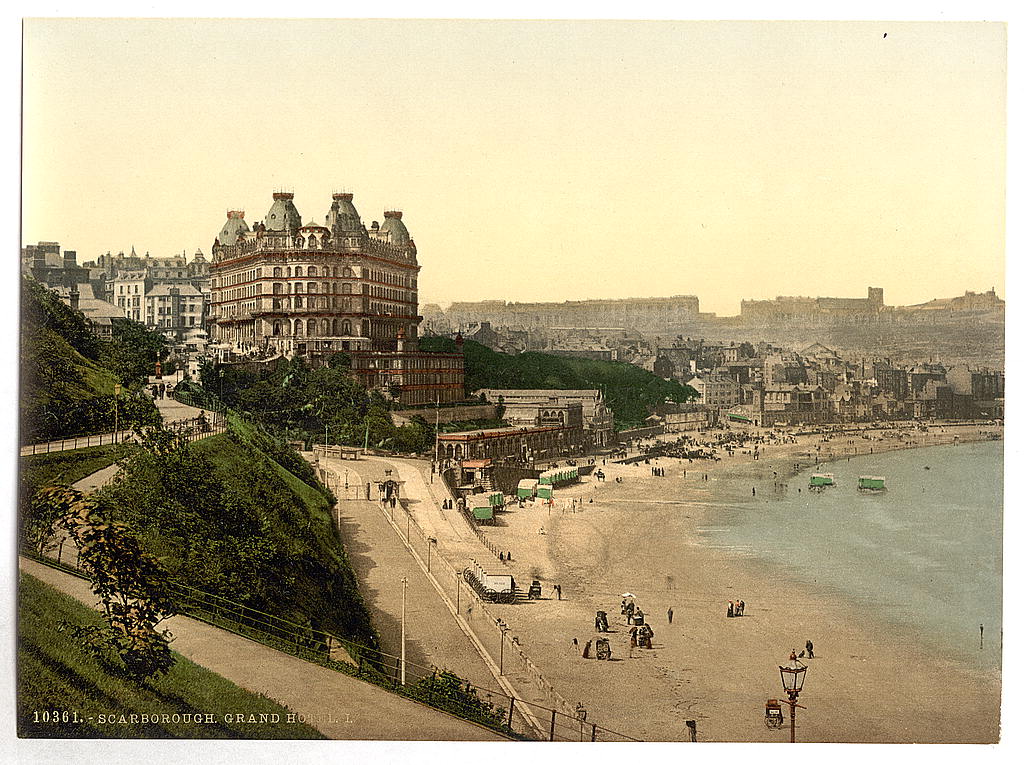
33,486,177,680
99,320,169,387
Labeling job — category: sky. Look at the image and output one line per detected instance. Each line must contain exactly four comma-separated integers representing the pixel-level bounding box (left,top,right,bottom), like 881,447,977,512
21,19,1006,316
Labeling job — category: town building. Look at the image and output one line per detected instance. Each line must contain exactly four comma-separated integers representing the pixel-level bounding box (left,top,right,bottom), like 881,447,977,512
436,423,586,465
209,190,464,406
687,374,742,408
475,388,616,448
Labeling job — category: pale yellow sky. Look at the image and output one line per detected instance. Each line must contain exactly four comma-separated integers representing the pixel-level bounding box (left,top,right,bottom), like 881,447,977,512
21,19,1005,316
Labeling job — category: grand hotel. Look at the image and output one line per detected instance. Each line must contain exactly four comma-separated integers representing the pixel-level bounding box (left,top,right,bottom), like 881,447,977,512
209,190,464,406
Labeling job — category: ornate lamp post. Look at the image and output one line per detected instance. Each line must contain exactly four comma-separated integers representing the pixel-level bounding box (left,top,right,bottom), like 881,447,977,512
778,654,808,743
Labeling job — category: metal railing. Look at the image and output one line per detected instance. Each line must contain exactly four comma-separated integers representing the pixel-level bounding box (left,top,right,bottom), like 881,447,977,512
21,547,638,741
321,466,640,742
20,430,135,456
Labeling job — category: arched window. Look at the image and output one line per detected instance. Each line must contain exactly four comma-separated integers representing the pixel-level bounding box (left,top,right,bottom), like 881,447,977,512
294,320,303,336
307,265,317,276
321,319,330,335
342,266,353,278
342,283,352,294
273,282,283,295
286,267,292,278
342,297,351,311
295,266,303,277
342,319,352,335
307,319,316,336
307,282,317,293
273,266,282,278
308,236,317,250
294,282,303,293
294,295,303,308
273,321,282,336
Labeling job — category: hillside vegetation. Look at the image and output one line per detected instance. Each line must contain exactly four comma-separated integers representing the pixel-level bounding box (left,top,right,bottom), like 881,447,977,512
94,415,378,648
419,338,698,430
21,275,163,441
18,573,323,739
192,353,433,452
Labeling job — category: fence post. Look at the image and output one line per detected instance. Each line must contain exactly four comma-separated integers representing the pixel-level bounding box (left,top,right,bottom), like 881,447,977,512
507,697,516,728
549,709,557,741
591,723,597,742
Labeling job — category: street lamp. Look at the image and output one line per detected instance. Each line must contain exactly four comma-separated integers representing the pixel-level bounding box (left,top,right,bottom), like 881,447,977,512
496,618,511,675
778,654,808,743
427,537,437,572
400,576,409,686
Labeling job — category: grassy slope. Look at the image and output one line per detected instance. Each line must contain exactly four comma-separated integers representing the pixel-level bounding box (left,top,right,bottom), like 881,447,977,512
21,445,122,495
186,426,375,645
17,572,324,739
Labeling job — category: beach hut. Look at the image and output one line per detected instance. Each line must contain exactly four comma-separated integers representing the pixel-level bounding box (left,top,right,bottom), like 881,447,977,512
857,475,886,491
537,484,553,500
809,473,835,488
487,491,504,508
517,479,538,499
471,504,495,524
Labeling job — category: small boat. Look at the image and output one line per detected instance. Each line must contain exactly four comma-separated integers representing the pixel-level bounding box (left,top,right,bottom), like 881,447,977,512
809,473,835,489
858,475,886,491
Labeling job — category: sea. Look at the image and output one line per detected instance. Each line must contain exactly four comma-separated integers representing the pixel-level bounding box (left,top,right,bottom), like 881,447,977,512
696,438,1003,670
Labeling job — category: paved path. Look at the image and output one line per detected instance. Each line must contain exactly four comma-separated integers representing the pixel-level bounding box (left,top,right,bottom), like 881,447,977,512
19,556,505,741
323,458,499,697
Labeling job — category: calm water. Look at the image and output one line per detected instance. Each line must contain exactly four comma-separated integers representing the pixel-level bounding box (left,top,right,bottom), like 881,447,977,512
697,439,1003,669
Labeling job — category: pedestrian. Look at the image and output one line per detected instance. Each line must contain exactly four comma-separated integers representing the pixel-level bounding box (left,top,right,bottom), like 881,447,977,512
739,600,745,616
572,637,579,653
629,628,638,658
556,584,562,600
499,552,505,561
806,639,814,659
727,601,734,618
507,551,512,561
667,607,674,624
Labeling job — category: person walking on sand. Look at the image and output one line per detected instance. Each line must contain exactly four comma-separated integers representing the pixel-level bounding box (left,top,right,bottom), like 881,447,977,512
739,600,745,616
727,601,734,618
667,607,674,624
629,627,638,658
806,639,814,659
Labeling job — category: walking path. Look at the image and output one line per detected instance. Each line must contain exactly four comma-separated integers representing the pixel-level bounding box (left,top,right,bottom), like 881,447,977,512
19,556,504,741
323,458,499,696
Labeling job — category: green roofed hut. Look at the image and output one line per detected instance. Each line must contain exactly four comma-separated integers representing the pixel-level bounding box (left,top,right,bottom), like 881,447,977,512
472,504,495,524
517,479,538,499
809,473,835,489
858,475,886,491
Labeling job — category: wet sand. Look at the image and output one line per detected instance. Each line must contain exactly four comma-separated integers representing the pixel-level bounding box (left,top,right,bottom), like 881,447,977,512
482,423,1002,742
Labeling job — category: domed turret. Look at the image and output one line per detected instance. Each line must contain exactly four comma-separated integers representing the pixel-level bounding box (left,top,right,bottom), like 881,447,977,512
216,210,249,245
327,192,363,234
265,192,302,232
379,210,411,246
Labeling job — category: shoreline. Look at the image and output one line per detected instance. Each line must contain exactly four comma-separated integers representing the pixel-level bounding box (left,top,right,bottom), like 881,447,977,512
482,423,1002,742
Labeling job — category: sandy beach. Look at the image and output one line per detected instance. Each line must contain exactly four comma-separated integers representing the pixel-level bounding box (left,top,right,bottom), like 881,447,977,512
479,422,1002,742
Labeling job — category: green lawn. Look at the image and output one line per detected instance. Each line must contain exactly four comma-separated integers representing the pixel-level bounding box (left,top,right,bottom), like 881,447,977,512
21,444,123,496
17,572,325,739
